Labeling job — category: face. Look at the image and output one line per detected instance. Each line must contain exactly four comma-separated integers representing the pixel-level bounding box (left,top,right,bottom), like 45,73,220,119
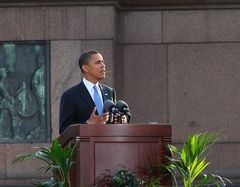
82,53,106,83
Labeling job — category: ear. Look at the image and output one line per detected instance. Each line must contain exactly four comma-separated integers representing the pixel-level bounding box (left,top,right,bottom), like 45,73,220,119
82,64,88,73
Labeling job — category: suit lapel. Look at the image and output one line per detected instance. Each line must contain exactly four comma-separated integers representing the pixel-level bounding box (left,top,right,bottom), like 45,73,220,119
99,84,109,102
78,82,110,114
78,81,95,108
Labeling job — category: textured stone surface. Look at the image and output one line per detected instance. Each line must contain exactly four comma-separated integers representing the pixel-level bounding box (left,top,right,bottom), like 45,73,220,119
86,6,115,39
118,0,240,6
15,7,45,40
51,40,82,138
208,9,240,42
121,44,168,123
119,11,162,43
163,9,240,43
0,145,6,179
163,10,208,43
0,179,33,186
0,6,85,41
0,8,17,40
207,143,240,177
44,6,85,40
0,0,240,7
6,144,50,178
81,40,115,87
168,43,240,143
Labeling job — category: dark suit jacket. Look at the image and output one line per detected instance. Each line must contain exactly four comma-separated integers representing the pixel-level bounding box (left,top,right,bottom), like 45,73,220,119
59,81,116,134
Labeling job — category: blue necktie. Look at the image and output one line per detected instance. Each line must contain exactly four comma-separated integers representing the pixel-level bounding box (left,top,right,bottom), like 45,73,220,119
93,85,103,115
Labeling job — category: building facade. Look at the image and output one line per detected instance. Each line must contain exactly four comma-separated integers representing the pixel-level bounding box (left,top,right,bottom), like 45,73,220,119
0,0,240,186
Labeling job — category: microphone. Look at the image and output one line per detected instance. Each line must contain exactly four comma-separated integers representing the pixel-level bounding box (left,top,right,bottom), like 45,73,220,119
104,100,121,118
116,100,131,122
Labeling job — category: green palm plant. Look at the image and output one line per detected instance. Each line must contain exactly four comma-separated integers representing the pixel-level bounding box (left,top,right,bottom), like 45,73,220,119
165,132,231,187
12,138,76,187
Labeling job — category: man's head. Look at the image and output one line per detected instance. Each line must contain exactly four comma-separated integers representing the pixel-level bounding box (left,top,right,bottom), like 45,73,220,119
79,50,99,72
78,50,106,83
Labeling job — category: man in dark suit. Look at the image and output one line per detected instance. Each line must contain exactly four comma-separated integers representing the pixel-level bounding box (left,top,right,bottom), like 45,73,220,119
59,50,120,134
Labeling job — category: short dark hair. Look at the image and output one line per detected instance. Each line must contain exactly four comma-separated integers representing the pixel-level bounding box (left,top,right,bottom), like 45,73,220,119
78,50,100,72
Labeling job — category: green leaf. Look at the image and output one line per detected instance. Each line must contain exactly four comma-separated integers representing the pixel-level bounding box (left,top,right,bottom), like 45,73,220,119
12,138,77,187
163,131,230,187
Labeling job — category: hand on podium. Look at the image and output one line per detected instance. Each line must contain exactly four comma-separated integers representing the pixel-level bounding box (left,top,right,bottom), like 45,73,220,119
87,107,109,124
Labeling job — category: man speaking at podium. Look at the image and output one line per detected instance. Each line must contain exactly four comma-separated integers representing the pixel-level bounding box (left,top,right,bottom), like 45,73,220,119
59,50,126,134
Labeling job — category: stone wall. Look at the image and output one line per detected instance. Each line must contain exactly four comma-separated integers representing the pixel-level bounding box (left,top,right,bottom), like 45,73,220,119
0,1,240,186
118,8,240,182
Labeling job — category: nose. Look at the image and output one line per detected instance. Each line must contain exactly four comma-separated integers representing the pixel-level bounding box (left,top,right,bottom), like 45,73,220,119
101,61,105,68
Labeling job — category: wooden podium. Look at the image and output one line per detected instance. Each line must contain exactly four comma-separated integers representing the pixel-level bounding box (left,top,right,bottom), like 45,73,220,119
59,124,172,187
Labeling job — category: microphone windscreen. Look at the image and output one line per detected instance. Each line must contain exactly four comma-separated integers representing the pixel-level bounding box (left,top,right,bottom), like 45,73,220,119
116,100,129,111
104,100,116,112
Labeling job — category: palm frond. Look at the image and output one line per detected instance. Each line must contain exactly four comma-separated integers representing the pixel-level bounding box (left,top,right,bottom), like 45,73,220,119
164,131,229,187
12,138,77,187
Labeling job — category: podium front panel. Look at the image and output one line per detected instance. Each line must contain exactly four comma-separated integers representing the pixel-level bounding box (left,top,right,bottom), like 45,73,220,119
59,124,172,187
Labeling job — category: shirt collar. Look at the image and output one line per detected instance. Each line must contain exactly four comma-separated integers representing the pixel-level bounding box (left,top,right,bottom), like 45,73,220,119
83,77,100,91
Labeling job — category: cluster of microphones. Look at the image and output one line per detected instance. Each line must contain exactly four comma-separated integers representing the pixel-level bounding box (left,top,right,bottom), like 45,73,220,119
104,100,131,124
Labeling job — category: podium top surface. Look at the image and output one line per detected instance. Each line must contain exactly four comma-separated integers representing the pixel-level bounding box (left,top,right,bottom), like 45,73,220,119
59,124,172,145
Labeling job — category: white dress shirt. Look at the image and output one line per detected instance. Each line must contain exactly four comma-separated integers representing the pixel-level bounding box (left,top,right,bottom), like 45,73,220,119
83,77,104,104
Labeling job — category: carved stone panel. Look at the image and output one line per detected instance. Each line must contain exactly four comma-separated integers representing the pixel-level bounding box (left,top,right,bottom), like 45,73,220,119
0,41,50,143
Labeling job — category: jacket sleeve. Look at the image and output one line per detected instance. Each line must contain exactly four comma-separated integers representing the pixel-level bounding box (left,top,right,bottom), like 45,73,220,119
59,91,75,134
